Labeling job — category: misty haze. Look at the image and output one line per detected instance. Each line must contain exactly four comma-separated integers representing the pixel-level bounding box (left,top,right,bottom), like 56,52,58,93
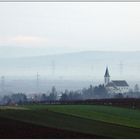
0,2,140,95
0,51,140,94
0,2,140,139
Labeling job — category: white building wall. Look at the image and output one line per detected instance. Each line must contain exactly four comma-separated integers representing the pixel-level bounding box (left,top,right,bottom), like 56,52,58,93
107,86,129,94
116,86,129,93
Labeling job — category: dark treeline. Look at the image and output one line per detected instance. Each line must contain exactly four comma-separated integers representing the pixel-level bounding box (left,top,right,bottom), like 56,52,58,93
60,84,140,101
1,93,27,105
61,84,108,101
1,84,140,105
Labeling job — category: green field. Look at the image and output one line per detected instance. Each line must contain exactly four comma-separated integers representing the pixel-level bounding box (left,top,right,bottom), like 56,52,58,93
0,104,140,138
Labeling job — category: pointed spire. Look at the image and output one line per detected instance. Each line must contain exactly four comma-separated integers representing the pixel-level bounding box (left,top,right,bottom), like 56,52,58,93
104,67,110,77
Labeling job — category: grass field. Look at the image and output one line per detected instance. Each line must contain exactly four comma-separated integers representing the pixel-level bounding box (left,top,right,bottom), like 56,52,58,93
41,105,140,128
0,104,140,138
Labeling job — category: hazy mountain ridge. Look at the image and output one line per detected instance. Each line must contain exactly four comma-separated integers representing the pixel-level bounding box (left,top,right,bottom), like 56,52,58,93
1,50,140,65
0,51,140,80
0,51,140,93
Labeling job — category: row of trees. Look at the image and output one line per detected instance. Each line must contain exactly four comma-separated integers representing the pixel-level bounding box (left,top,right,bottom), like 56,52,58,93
0,85,108,105
60,84,140,100
1,93,27,105
1,84,140,105
61,85,108,101
0,86,58,105
30,86,58,102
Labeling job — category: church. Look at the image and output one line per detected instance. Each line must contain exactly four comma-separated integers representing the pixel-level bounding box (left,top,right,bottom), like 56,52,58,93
104,67,129,94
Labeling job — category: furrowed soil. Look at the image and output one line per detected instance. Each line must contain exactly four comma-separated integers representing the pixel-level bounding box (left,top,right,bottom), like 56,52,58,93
1,105,140,138
0,117,108,139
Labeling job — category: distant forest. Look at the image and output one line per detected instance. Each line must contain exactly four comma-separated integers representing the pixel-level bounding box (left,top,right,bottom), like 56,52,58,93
0,84,140,105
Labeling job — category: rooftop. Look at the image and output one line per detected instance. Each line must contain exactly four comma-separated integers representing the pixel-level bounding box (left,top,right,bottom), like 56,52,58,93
112,80,129,87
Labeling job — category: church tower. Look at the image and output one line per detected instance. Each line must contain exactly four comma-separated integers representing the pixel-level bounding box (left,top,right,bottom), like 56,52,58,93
104,67,110,85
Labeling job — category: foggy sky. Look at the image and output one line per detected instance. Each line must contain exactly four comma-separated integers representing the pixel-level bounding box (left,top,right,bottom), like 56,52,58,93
0,2,140,57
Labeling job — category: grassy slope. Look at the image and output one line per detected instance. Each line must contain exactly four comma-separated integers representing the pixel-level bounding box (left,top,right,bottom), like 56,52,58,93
0,105,140,138
39,104,140,128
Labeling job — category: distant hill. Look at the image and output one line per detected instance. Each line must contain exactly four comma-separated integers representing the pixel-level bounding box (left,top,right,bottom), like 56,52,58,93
0,51,140,80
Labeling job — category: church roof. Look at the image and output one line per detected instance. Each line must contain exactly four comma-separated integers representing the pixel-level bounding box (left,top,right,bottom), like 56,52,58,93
112,80,129,87
104,67,110,77
106,82,114,87
106,82,115,87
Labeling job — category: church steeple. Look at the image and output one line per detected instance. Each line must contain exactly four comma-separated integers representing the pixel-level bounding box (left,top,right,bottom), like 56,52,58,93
104,67,110,85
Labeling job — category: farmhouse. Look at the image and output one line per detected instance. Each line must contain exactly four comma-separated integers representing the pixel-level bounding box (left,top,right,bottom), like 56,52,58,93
104,67,129,94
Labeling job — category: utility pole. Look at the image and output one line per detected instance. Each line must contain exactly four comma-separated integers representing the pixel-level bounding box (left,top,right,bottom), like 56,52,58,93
119,61,123,78
36,72,40,93
1,76,5,93
51,60,55,77
91,65,94,83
